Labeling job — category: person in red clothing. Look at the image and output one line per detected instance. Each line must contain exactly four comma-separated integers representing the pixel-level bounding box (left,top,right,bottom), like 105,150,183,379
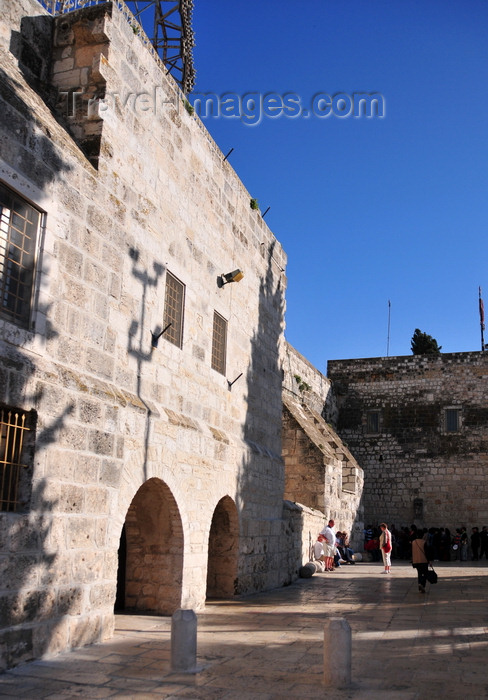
379,522,392,573
365,536,381,561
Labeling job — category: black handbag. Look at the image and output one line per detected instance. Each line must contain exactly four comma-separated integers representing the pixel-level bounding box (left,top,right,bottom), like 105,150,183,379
426,567,438,584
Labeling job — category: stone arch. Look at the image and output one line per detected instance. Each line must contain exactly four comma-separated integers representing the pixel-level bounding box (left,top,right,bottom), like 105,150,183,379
206,495,239,599
116,477,183,614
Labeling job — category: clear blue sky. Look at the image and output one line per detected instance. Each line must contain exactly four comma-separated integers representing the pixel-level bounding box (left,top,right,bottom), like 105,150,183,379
188,1,488,373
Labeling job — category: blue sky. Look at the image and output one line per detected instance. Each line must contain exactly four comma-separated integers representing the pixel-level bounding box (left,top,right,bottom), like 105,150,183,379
185,1,488,373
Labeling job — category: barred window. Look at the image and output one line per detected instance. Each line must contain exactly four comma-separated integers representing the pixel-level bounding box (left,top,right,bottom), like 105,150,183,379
445,407,461,433
366,410,380,434
0,183,41,328
163,272,185,348
211,311,227,375
0,405,36,512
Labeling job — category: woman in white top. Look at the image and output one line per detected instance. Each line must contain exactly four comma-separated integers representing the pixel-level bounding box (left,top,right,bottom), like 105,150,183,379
379,522,392,573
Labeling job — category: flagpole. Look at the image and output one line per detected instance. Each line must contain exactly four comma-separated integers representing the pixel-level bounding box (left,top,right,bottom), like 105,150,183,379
386,300,391,357
479,287,485,351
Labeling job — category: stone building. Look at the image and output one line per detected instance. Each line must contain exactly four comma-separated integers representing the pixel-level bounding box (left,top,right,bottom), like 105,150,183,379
0,0,363,669
282,344,364,548
328,352,488,531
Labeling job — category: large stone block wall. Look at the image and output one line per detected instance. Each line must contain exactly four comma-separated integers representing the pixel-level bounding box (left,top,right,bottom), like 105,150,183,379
328,352,488,531
281,397,364,550
0,0,292,668
282,342,334,416
281,344,364,550
283,501,331,568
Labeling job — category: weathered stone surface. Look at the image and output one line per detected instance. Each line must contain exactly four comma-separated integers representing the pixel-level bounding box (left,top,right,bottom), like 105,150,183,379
328,352,488,530
282,347,364,550
0,0,354,673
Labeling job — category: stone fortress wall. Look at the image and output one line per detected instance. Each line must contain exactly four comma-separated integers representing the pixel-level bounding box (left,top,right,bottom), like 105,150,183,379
0,0,363,670
328,352,488,532
0,0,297,669
0,0,362,668
3,0,485,675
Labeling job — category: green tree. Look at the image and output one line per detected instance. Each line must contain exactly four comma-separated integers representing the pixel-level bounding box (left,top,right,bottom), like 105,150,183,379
411,328,442,355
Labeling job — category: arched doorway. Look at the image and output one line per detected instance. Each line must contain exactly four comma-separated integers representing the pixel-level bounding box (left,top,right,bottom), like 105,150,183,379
115,477,183,614
206,496,239,599
114,523,127,611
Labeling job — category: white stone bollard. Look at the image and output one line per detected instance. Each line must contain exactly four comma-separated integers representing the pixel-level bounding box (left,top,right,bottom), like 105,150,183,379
171,608,197,673
323,617,351,687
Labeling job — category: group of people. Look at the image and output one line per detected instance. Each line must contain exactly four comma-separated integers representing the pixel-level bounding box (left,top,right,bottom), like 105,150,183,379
314,519,488,595
313,519,356,571
369,522,488,593
364,524,488,562
364,522,431,590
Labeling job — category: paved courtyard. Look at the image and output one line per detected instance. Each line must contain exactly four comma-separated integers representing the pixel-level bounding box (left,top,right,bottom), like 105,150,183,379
1,560,487,699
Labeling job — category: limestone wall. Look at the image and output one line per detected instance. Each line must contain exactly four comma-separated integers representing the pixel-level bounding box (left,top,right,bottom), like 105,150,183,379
281,396,364,550
282,342,335,418
283,501,330,568
328,352,488,531
0,0,290,668
281,343,364,550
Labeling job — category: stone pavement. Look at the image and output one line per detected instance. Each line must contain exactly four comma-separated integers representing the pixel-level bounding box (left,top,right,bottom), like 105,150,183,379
1,561,488,699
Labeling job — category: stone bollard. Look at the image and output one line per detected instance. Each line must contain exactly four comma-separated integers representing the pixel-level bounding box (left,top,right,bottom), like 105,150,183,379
171,609,197,673
299,562,316,578
323,617,351,687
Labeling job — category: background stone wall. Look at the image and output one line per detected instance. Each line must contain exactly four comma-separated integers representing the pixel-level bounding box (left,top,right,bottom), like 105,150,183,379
328,352,488,532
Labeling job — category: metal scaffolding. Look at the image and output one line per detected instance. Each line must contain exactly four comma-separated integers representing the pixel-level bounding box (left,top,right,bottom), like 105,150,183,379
127,1,195,94
37,0,196,94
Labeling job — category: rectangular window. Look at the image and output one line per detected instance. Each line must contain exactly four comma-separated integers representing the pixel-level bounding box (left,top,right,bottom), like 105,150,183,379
366,410,380,434
0,404,36,512
445,408,461,433
211,311,227,375
0,183,41,327
163,271,185,348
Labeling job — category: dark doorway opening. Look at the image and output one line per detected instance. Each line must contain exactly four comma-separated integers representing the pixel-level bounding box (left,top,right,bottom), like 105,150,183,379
115,477,184,614
206,496,239,599
114,524,127,611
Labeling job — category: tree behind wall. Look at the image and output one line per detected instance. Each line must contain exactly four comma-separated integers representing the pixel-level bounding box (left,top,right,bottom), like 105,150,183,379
411,328,442,355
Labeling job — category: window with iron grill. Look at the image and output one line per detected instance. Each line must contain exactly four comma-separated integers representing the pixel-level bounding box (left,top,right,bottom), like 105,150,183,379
163,271,185,348
0,183,41,328
445,407,461,433
211,311,227,375
0,405,36,512
366,410,380,434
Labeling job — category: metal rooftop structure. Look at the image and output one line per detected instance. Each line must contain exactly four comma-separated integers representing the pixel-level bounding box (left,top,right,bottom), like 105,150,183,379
127,0,195,94
37,0,196,94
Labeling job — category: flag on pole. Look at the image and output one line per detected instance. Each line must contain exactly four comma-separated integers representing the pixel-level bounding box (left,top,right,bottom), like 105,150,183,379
479,287,485,331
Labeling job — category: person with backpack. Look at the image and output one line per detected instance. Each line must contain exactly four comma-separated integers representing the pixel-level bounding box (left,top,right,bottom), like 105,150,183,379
412,530,433,593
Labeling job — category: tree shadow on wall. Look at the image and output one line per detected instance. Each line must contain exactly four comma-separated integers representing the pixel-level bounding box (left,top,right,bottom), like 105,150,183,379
1,341,76,667
0,298,77,669
1,480,56,669
127,246,165,482
0,44,78,667
9,13,81,153
0,65,72,192
235,241,289,594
